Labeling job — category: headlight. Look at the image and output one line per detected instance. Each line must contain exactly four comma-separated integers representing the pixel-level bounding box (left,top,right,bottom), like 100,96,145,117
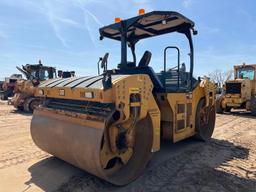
59,89,65,96
85,92,94,98
38,89,44,96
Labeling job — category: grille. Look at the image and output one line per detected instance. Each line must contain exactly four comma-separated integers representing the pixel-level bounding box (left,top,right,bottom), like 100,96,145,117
177,104,185,113
177,120,185,130
186,103,192,127
226,82,241,94
44,99,114,117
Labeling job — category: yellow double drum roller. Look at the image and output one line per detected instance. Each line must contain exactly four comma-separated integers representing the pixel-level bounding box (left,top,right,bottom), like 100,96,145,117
31,11,216,185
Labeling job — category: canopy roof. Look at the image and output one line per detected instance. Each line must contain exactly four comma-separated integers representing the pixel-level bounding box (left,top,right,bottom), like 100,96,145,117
99,11,195,43
234,64,256,68
23,64,56,71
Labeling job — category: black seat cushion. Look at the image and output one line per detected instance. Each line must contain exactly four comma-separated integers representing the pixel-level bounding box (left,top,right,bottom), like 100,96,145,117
138,51,152,67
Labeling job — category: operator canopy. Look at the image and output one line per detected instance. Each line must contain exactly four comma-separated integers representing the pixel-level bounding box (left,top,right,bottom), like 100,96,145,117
99,11,195,43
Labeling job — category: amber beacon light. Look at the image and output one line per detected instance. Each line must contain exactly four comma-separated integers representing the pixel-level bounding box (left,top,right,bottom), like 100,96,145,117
138,9,145,15
115,17,121,23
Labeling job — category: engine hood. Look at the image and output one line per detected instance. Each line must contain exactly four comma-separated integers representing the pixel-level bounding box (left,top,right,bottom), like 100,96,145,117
35,75,141,103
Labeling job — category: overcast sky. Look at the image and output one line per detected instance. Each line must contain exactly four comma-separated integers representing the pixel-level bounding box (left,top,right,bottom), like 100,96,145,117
0,0,256,79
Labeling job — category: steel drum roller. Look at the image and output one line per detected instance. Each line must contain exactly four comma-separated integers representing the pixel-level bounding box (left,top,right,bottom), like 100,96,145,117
31,109,153,185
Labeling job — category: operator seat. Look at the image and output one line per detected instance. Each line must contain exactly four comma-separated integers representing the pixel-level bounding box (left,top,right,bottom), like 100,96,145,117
138,51,152,67
134,51,164,91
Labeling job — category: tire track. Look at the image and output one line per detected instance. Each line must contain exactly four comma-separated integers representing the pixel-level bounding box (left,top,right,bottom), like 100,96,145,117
0,151,49,169
57,114,256,192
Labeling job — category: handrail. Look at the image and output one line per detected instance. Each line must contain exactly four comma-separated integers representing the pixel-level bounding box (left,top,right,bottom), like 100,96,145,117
164,46,180,88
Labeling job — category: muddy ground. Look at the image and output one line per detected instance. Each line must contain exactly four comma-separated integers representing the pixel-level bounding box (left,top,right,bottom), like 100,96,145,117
0,101,255,192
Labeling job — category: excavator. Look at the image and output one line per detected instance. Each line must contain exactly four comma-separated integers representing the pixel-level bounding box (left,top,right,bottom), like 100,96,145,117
31,10,216,185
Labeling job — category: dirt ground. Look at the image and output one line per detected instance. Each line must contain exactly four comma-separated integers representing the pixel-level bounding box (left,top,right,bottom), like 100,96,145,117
0,101,255,192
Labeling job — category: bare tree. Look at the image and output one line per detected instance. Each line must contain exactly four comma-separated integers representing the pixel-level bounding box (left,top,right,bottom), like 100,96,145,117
224,70,233,81
208,69,233,87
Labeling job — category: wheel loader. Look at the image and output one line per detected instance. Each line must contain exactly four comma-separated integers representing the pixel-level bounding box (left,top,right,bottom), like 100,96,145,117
11,61,57,112
31,10,216,185
216,63,256,115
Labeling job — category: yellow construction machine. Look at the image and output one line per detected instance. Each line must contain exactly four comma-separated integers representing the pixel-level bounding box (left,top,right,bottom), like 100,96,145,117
0,74,22,100
31,11,216,185
12,61,76,112
12,61,57,112
216,63,256,115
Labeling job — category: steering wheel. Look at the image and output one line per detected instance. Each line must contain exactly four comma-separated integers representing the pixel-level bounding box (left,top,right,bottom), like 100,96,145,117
169,65,178,71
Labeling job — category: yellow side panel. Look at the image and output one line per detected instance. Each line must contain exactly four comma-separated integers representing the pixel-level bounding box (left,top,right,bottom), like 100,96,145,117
112,74,160,152
148,94,160,152
166,85,205,143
